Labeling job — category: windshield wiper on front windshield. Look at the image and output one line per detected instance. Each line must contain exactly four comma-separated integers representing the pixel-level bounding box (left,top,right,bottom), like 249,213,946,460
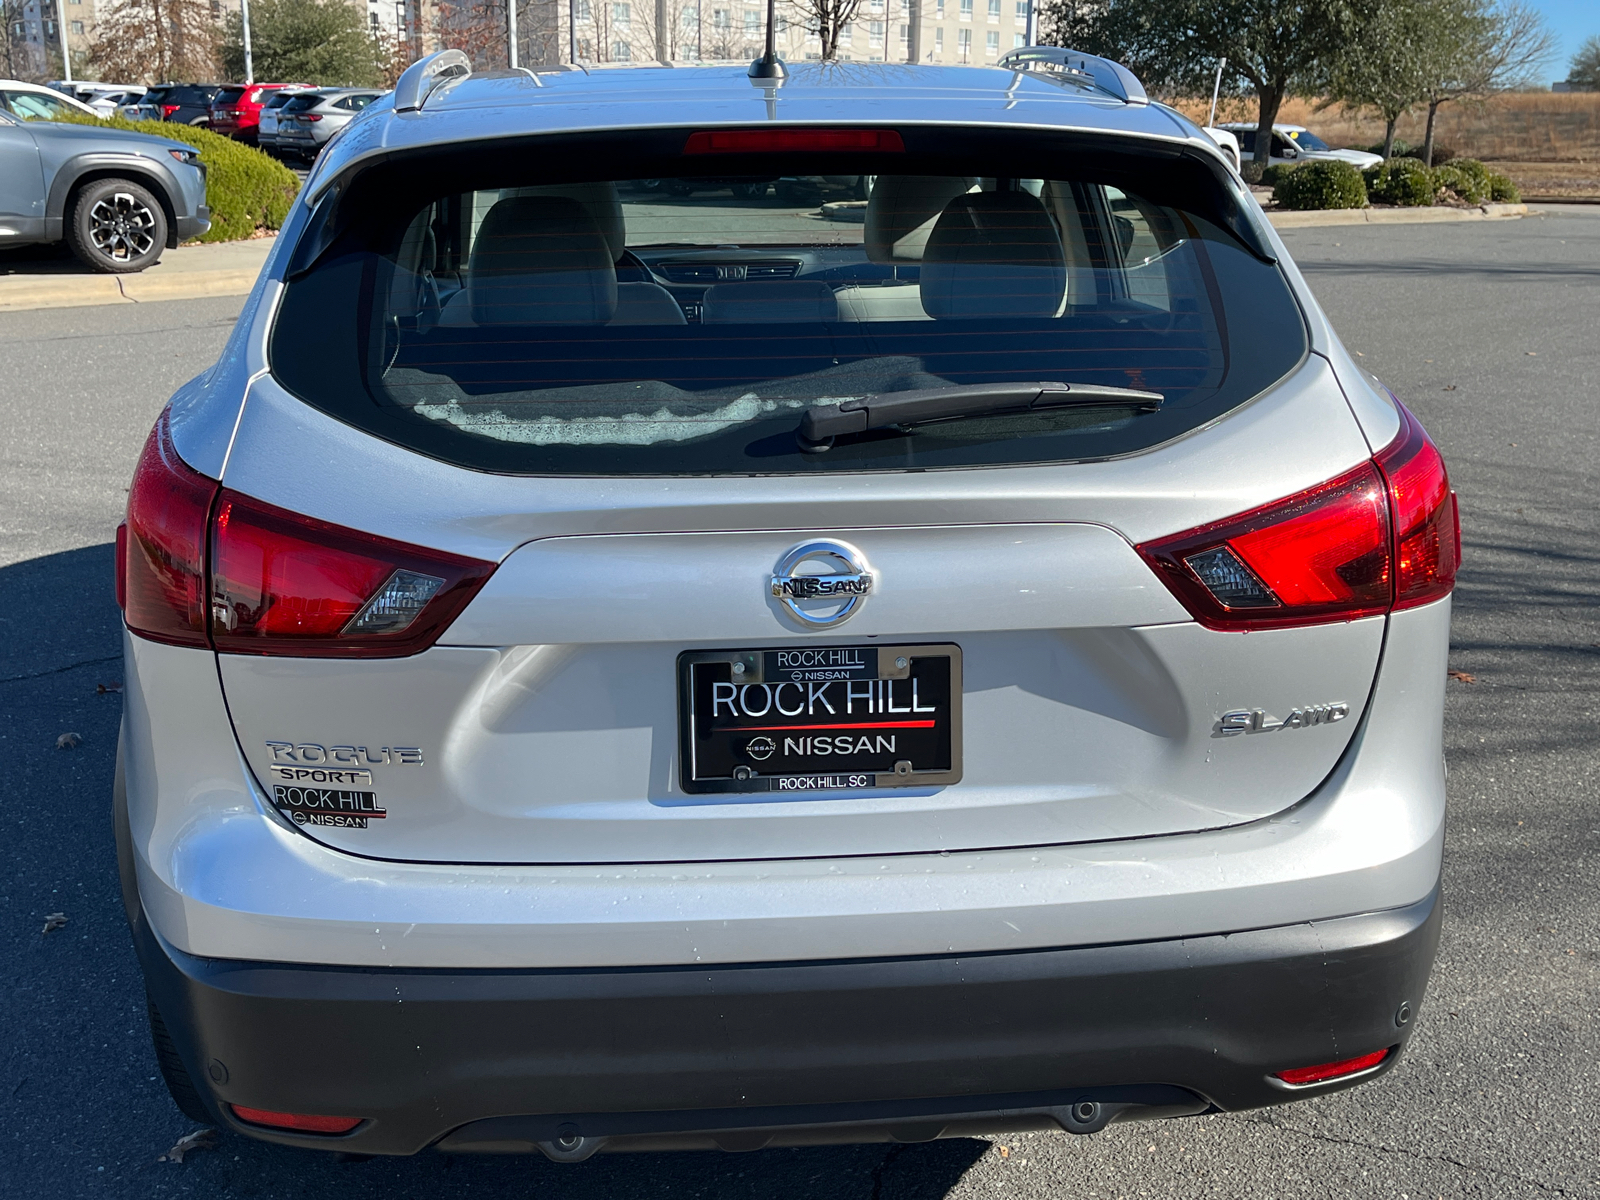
797,381,1165,452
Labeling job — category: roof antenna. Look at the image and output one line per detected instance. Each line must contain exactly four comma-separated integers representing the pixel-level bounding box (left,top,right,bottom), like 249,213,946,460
748,0,788,78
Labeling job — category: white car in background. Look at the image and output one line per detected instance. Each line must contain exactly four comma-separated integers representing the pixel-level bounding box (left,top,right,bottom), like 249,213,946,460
86,88,148,118
1220,123,1382,171
1202,125,1240,171
0,79,102,120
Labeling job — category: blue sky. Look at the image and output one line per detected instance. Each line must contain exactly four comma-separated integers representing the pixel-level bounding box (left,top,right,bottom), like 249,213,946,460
1530,0,1595,84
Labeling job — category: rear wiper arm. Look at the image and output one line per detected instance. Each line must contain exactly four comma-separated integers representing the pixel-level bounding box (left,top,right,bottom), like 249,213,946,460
797,381,1165,452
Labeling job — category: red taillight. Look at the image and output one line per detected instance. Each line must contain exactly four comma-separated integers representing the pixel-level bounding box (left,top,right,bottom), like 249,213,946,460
122,413,218,647
1139,463,1391,631
210,490,494,658
230,1104,362,1134
1376,401,1459,609
1138,398,1457,631
683,128,904,154
161,103,180,117
1274,1047,1392,1086
300,113,322,122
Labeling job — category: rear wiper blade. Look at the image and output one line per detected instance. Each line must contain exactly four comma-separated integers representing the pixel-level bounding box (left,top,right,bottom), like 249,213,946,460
797,381,1165,452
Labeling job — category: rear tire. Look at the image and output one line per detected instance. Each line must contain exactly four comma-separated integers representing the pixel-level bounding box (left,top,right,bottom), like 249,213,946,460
146,997,213,1123
66,177,167,274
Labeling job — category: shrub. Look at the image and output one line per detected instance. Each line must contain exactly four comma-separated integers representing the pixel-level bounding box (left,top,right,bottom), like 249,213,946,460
1433,160,1489,205
1364,158,1435,206
42,113,300,242
1486,172,1521,203
1273,160,1368,210
1259,163,1298,189
1363,138,1415,158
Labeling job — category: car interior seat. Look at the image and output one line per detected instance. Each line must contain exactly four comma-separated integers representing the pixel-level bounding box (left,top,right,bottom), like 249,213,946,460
460,195,618,326
919,190,1067,320
834,176,976,322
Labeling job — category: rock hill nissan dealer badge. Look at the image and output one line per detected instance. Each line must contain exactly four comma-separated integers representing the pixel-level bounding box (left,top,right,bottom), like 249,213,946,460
678,644,963,794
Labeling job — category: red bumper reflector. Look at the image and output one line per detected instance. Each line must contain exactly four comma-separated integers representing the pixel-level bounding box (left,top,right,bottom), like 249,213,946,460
684,128,905,154
230,1105,363,1134
1275,1047,1391,1086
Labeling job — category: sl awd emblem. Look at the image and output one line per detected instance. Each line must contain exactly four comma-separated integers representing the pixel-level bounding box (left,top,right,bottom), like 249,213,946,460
1216,703,1350,737
770,539,875,628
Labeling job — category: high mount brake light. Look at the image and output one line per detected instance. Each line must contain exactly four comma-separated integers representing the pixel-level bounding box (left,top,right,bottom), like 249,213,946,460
1274,1047,1392,1087
1138,399,1457,631
210,491,495,658
119,412,218,648
683,128,905,154
229,1104,363,1134
118,412,496,658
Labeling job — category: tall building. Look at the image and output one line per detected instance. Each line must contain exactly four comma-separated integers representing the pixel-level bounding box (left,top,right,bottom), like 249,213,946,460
517,0,1033,67
6,0,101,79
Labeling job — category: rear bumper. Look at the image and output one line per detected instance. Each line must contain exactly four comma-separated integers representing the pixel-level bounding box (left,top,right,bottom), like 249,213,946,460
133,885,1440,1157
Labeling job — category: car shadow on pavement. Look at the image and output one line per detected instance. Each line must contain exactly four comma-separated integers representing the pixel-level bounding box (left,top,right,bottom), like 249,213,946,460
0,238,102,276
0,544,992,1200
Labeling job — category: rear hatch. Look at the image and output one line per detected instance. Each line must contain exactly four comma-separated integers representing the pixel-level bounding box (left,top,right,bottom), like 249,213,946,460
217,123,1388,864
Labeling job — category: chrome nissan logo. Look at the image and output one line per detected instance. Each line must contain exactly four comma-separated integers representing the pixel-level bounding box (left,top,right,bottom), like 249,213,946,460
769,539,875,628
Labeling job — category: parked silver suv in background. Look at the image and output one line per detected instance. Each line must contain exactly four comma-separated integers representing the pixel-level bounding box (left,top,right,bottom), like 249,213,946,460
271,88,384,160
118,47,1453,1159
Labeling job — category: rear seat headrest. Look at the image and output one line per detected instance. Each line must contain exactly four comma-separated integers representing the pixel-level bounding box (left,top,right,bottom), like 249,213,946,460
469,196,617,326
504,182,626,262
864,176,979,263
919,191,1066,320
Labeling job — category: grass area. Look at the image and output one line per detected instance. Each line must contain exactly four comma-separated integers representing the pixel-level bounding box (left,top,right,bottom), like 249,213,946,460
1173,92,1600,164
1481,161,1600,201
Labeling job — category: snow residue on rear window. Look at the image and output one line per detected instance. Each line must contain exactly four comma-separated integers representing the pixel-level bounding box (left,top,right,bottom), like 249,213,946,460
412,392,820,446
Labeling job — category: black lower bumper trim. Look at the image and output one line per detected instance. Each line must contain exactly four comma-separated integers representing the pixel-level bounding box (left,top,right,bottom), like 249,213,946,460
130,886,1440,1157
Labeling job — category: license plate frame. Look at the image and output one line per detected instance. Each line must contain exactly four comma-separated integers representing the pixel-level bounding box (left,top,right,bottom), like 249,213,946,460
677,644,962,795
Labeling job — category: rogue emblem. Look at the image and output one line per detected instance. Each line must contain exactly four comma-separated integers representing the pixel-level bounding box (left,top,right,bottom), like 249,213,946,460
770,539,875,628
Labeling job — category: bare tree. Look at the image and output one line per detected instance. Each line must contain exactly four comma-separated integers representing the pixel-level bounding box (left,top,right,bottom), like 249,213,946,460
787,0,864,60
89,0,222,82
1416,0,1554,165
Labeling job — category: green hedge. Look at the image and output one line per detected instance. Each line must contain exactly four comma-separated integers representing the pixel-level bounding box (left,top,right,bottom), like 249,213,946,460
1434,159,1490,204
1273,160,1368,210
1364,158,1436,207
43,113,300,242
1487,172,1521,203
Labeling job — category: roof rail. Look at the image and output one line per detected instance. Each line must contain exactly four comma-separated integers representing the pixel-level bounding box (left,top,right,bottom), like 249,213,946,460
997,46,1148,106
394,49,473,113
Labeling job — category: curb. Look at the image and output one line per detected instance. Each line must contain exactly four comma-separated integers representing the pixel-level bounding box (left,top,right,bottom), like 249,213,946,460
1268,203,1527,228
0,267,263,312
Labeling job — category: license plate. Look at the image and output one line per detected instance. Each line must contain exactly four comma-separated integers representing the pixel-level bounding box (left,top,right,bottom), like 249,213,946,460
678,644,962,794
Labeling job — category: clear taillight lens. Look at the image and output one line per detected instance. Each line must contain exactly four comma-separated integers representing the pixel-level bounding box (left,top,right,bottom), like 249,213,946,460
1138,397,1457,630
210,490,494,658
120,412,218,647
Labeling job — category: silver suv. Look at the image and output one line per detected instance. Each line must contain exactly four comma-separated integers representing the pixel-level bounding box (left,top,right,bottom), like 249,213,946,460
117,48,1454,1159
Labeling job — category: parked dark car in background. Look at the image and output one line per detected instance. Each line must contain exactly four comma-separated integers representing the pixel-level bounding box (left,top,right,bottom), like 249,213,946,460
130,84,221,126
208,83,310,144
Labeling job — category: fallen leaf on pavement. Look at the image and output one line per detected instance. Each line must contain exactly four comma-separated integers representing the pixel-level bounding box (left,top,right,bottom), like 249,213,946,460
56,732,82,749
1448,670,1477,683
158,1129,219,1164
96,682,123,694
42,912,67,934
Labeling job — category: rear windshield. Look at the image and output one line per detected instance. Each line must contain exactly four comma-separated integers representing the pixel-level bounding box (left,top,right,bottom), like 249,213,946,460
271,128,1307,476
282,93,323,112
262,91,296,109
213,87,245,105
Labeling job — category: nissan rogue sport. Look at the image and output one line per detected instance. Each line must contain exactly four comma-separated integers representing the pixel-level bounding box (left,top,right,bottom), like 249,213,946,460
116,46,1454,1159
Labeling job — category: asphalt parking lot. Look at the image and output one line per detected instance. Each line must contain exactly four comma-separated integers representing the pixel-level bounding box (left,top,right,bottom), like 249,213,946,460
2,208,1597,1199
